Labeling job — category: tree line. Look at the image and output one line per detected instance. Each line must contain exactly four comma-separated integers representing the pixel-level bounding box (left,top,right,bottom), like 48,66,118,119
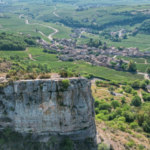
0,32,37,51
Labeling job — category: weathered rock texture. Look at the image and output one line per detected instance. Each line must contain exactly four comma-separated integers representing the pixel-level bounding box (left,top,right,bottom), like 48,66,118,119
0,78,96,144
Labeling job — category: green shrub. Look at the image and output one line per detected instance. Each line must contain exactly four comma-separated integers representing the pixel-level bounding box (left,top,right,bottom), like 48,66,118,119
109,80,119,87
121,97,126,103
59,70,68,77
138,144,145,150
95,99,100,108
98,143,109,150
62,79,70,89
99,110,109,115
125,85,133,93
119,124,126,131
131,95,141,107
99,103,111,112
142,121,150,133
131,90,138,96
140,82,147,88
111,100,120,109
39,73,51,79
127,140,135,147
122,111,135,122
144,79,149,85
115,107,122,115
95,108,99,115
118,117,126,122
131,80,140,88
129,122,139,129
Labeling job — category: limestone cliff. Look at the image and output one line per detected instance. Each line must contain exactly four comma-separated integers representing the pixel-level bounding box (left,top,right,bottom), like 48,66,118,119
0,77,96,149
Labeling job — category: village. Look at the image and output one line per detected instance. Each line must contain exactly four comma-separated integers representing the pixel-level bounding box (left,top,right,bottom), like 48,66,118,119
37,37,150,71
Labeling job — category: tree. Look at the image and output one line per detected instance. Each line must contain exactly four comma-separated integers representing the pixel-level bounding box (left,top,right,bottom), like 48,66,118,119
121,97,126,103
146,67,150,74
115,33,119,38
125,85,133,93
144,79,149,85
128,60,137,72
131,80,140,88
99,103,112,112
108,86,115,94
111,100,120,109
60,137,74,150
140,82,147,89
90,38,93,43
123,34,127,39
131,95,141,107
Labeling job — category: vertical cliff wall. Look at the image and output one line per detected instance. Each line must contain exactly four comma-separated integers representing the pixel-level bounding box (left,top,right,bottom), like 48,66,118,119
0,78,96,145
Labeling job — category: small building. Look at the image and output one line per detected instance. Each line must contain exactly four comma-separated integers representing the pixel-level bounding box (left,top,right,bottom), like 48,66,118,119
146,84,150,93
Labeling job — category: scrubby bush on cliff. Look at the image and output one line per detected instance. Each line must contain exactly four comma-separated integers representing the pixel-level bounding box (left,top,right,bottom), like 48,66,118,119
62,79,70,89
39,73,51,79
59,69,79,78
129,122,139,129
24,73,38,80
98,143,109,150
60,137,74,150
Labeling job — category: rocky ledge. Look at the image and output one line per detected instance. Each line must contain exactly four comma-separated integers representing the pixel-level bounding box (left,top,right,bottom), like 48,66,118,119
0,77,97,147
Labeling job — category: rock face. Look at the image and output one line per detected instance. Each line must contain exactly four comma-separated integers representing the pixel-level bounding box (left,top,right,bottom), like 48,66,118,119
0,78,96,144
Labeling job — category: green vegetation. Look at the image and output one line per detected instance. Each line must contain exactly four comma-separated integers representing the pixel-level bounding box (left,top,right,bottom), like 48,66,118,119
94,79,150,136
60,137,74,150
131,96,142,107
0,32,36,50
128,60,137,72
87,39,102,48
98,143,109,150
139,19,150,33
62,79,70,89
117,56,145,63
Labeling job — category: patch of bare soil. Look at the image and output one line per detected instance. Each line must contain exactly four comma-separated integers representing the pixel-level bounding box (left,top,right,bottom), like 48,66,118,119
0,62,12,73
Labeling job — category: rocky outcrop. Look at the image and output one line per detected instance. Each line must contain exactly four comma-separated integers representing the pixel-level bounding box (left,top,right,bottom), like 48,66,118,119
0,77,96,149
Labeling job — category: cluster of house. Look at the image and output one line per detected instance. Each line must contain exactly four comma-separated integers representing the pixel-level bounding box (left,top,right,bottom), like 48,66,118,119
111,29,126,38
37,38,150,70
70,28,91,38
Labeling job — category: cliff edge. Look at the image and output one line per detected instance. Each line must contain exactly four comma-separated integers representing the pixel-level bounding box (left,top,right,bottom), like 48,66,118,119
0,77,97,150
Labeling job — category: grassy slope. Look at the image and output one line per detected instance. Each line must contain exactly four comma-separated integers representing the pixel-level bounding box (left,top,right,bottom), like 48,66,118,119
0,51,28,58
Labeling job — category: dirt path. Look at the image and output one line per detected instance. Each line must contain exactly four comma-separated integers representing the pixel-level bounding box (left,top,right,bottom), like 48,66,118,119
28,53,36,61
0,13,3,17
145,59,147,64
113,55,117,58
19,14,59,40
139,90,144,103
53,6,61,18
24,47,36,61
25,47,28,51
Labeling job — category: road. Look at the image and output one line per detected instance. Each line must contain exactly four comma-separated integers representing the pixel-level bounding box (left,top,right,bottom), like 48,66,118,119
19,14,24,18
38,24,59,40
79,31,84,38
19,14,59,40
0,13,3,17
113,55,117,58
53,6,61,18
